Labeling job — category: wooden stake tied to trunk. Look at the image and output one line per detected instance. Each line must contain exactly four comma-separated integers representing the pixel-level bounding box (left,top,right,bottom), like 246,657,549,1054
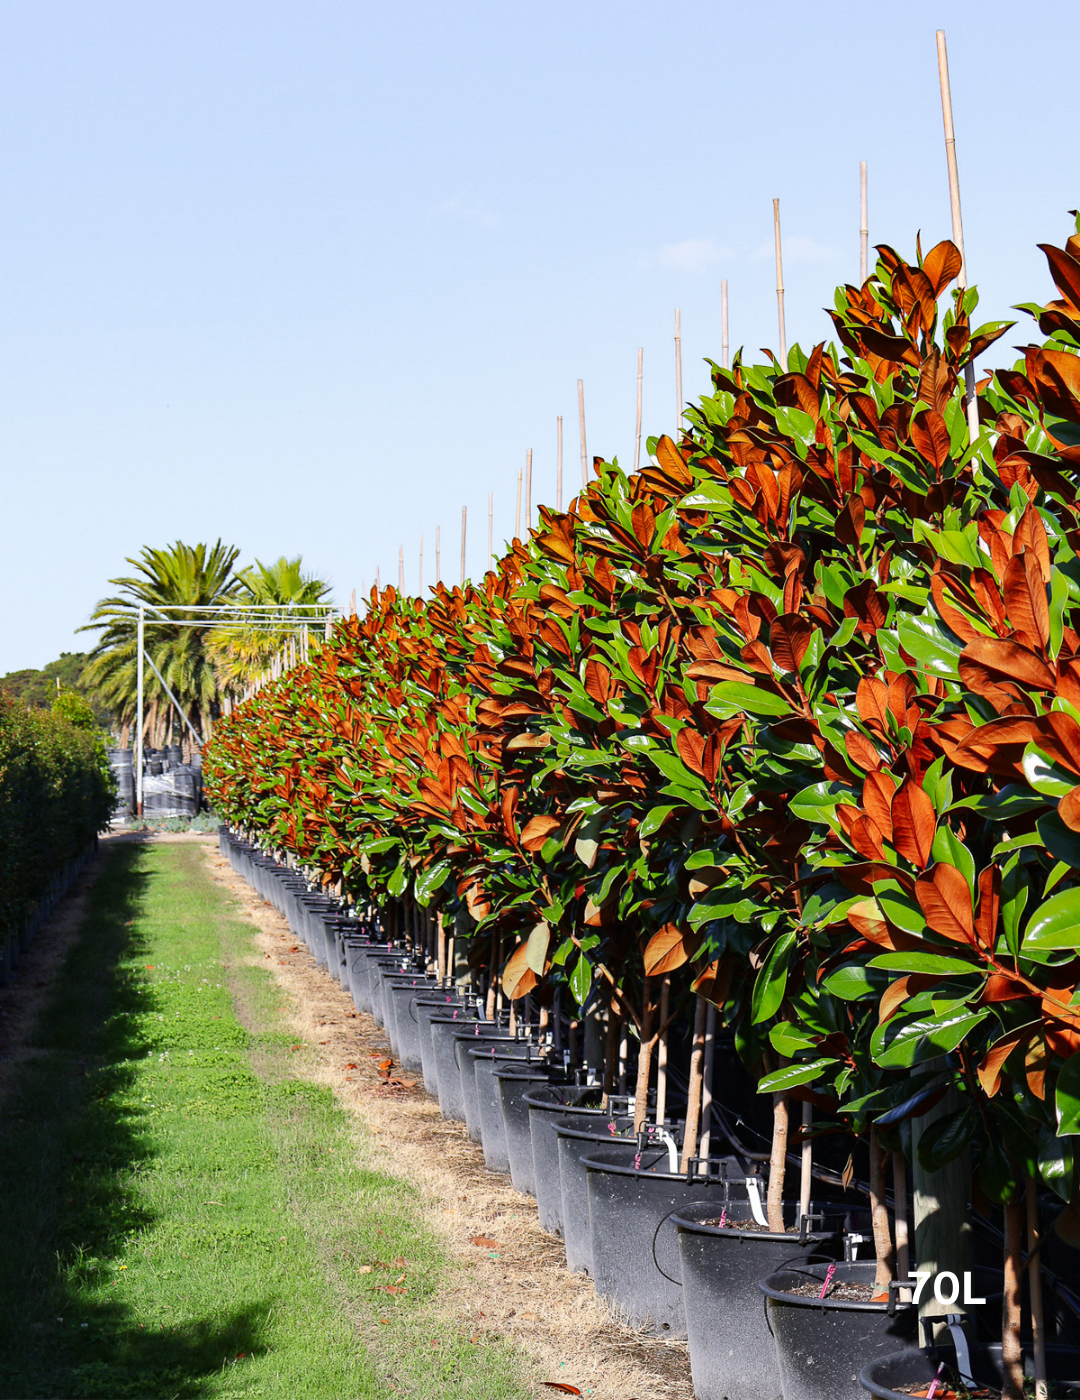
634,348,643,474
578,379,588,488
773,198,788,371
1002,1197,1025,1400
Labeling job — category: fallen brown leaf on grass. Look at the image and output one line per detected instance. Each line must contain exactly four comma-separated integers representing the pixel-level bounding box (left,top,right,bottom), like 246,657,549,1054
541,1385,582,1395
469,1235,500,1249
375,1284,407,1295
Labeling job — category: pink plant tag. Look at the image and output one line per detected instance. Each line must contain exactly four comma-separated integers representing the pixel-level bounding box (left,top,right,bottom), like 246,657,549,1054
718,1208,727,1228
818,1264,836,1299
925,1362,945,1400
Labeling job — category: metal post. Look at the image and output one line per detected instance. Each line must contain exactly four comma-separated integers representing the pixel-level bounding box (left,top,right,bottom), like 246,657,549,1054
136,604,145,815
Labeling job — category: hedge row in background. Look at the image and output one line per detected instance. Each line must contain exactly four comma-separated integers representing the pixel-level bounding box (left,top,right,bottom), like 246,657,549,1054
0,690,115,939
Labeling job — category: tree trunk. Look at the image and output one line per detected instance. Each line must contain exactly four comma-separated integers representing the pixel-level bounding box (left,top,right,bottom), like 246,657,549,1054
767,1092,789,1232
1002,1197,1024,1400
603,1002,622,1099
1027,1174,1049,1400
680,995,708,1173
633,980,656,1132
869,1128,895,1294
911,1077,974,1336
436,913,447,983
894,1153,911,1302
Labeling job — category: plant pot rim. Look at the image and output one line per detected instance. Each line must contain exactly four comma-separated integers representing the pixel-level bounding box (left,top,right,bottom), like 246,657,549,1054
522,1085,609,1114
671,1200,839,1242
759,1260,910,1314
859,1342,1080,1400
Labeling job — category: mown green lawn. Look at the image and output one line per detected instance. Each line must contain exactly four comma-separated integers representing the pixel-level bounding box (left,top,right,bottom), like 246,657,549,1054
0,840,534,1399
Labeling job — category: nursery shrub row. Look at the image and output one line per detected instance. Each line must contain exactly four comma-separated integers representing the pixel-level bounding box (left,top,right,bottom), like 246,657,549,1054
206,220,1080,1399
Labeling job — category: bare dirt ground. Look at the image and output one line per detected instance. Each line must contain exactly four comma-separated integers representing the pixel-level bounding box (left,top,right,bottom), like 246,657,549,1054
202,841,694,1400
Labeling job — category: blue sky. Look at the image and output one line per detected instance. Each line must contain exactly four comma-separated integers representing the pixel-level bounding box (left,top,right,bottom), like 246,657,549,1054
3,0,1076,672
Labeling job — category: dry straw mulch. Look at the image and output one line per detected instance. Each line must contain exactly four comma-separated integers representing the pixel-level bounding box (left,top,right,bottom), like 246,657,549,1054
204,842,694,1400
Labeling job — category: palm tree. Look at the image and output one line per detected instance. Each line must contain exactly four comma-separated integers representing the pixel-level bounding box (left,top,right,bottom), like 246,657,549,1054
206,556,332,692
81,541,240,746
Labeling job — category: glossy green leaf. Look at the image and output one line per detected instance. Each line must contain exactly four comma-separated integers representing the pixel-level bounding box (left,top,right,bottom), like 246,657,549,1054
916,1104,976,1171
756,1058,835,1094
569,953,593,1007
705,682,792,718
873,1008,990,1068
1056,1051,1080,1137
896,614,962,679
751,930,796,1025
869,952,980,976
1025,887,1080,951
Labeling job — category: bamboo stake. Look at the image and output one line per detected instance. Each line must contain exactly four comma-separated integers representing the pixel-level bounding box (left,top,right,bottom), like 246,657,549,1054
1027,1174,1049,1400
680,995,708,1173
773,198,787,371
436,526,441,583
398,545,404,592
936,31,980,447
800,1100,813,1224
515,468,522,538
578,379,588,488
460,506,466,585
894,1152,911,1301
860,160,869,283
721,280,729,371
655,976,670,1126
436,912,447,983
634,348,643,474
674,309,683,435
526,448,532,531
556,415,563,510
488,492,493,562
419,534,423,594
349,588,357,616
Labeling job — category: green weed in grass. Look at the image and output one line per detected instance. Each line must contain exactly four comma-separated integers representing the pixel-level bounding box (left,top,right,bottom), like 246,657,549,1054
0,841,534,1399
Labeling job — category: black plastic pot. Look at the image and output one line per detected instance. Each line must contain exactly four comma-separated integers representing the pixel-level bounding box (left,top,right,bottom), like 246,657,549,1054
368,958,413,1028
860,1342,1080,1400
497,1071,569,1195
414,995,471,1093
584,1147,756,1336
554,1119,644,1274
482,1064,550,1179
432,1023,510,1122
760,1260,920,1400
349,943,400,1017
524,1086,618,1236
385,975,437,1073
673,1199,843,1400
343,936,375,1013
466,1041,537,1148
373,971,424,1055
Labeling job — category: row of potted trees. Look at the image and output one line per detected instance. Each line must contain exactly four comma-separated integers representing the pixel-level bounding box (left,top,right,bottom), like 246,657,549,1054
205,216,1080,1399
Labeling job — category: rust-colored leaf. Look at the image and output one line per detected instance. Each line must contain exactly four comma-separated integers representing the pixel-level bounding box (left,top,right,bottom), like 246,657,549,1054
520,814,561,852
834,495,866,547
977,1026,1034,1098
502,942,539,1001
890,777,935,868
915,863,975,944
1013,502,1052,583
769,613,812,672
1002,551,1050,651
583,659,614,704
922,239,962,296
541,1386,583,1396
643,924,691,977
469,1235,500,1249
1038,242,1080,316
910,409,950,472
654,434,693,487
1059,786,1080,833
974,865,1000,952
879,976,911,1024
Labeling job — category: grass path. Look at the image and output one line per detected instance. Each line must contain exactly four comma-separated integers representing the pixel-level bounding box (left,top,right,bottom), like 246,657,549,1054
0,840,535,1399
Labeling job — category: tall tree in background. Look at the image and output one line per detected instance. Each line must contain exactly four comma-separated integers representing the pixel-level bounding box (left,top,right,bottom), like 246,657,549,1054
206,556,332,693
82,541,240,746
